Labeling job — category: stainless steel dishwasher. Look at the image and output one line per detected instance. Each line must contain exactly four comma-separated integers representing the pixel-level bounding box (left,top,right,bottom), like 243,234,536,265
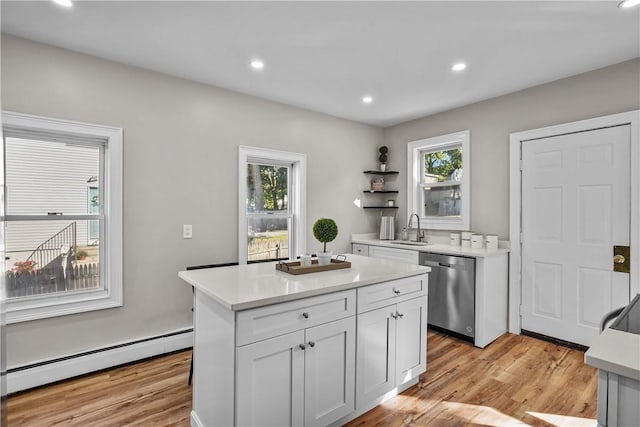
419,252,475,340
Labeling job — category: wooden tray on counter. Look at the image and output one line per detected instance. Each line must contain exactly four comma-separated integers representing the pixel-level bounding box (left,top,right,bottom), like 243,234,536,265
276,258,351,275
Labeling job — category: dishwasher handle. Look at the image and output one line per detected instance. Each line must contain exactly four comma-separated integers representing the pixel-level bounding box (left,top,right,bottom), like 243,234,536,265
421,260,454,269
421,260,440,267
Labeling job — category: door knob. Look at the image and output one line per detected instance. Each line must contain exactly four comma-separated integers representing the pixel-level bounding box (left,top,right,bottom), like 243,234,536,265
613,254,625,264
613,246,630,273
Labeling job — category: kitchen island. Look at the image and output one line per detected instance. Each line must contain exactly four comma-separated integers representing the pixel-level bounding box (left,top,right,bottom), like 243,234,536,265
585,295,640,427
179,254,430,427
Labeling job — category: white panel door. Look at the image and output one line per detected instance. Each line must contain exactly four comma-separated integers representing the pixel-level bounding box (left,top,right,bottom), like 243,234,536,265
395,296,427,386
304,317,356,426
236,330,305,427
521,125,631,346
355,306,396,408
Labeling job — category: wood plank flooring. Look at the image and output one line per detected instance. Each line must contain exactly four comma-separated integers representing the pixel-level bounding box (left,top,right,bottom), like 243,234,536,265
8,330,598,426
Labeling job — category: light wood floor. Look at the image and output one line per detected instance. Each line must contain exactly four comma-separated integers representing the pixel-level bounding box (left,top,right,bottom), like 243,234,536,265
8,330,598,426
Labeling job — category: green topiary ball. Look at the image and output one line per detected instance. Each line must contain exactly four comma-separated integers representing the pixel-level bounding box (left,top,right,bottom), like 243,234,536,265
313,218,338,253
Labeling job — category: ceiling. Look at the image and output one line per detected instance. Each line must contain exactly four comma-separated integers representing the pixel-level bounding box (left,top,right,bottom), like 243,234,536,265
2,1,639,127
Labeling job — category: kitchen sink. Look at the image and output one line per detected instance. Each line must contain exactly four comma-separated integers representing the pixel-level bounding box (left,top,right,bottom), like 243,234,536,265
389,240,431,246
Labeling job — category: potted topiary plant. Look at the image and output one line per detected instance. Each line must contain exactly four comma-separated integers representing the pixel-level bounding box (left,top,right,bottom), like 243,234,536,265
313,218,338,266
378,146,389,172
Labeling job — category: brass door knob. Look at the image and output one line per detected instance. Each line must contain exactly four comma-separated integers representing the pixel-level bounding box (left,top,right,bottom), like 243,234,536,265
614,254,626,264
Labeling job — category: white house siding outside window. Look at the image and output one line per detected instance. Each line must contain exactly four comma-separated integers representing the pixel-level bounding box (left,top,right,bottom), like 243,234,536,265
2,112,123,323
238,146,306,265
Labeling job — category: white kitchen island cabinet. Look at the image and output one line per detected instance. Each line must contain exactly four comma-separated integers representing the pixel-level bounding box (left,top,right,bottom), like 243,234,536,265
236,316,356,427
179,255,430,427
356,296,426,407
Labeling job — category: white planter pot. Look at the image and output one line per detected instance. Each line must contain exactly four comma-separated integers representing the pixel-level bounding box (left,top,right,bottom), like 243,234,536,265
317,251,332,266
379,163,387,172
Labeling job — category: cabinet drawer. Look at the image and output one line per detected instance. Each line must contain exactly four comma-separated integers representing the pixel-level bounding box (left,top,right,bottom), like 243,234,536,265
357,275,427,313
236,290,356,346
369,246,419,264
352,244,369,256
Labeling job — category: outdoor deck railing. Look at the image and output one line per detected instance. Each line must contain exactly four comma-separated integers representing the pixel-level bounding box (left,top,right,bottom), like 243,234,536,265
25,221,77,270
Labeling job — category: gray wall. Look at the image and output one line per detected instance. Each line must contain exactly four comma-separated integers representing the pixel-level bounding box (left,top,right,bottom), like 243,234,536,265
385,58,640,239
1,35,383,367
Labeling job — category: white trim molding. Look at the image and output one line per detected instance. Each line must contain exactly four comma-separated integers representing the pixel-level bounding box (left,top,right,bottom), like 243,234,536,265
2,111,123,323
7,328,193,394
238,145,307,264
508,110,640,334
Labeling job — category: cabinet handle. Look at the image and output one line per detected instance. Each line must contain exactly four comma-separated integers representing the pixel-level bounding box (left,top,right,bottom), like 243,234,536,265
396,312,404,319
390,313,398,319
299,344,306,350
308,341,315,348
302,312,309,319
393,288,401,295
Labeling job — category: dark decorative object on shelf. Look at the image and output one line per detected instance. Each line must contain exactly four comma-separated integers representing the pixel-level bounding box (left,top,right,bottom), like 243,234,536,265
378,146,389,172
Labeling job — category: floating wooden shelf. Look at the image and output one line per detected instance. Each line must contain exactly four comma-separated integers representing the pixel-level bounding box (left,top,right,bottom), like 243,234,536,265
363,206,399,209
363,170,399,175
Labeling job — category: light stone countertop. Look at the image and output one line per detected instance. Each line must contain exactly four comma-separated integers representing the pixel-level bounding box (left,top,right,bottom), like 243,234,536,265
585,327,640,380
178,254,430,312
352,234,510,258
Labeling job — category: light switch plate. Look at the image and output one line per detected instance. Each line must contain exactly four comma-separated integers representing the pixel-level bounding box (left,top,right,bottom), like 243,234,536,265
183,224,193,239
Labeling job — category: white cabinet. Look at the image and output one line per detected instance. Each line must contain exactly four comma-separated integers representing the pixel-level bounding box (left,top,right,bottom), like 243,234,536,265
235,292,356,427
369,245,419,264
597,370,640,427
236,317,356,427
355,294,427,409
352,243,369,256
191,274,428,427
304,317,356,426
236,330,305,426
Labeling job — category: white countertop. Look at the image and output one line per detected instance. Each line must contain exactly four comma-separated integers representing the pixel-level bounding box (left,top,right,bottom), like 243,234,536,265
352,234,510,258
178,254,430,312
585,327,640,380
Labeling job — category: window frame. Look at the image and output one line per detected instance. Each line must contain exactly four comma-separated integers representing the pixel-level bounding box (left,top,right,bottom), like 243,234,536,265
238,146,306,265
2,111,123,323
407,130,470,231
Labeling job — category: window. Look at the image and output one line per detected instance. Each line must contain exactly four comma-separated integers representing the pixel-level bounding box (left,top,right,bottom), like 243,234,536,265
239,146,306,264
2,111,123,323
407,130,470,230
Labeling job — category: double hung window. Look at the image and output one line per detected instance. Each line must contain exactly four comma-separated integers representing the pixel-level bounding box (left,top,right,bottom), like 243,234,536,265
239,146,306,264
407,130,470,230
2,112,123,323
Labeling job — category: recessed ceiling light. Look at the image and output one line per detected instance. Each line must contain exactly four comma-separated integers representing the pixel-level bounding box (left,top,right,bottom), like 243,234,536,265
362,96,373,104
451,63,467,72
52,0,73,7
619,0,640,8
250,60,264,70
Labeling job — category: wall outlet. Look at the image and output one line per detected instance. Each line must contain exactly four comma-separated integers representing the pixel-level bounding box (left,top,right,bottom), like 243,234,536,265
183,224,193,239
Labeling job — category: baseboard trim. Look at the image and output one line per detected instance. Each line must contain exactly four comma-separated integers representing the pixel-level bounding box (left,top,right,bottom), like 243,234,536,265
521,329,589,352
7,328,193,394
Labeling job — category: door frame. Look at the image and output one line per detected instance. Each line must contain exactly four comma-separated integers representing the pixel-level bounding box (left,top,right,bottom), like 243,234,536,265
508,110,640,334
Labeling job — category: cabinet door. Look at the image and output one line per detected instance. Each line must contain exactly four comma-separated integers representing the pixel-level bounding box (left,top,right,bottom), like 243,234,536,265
304,317,356,426
356,306,396,408
395,296,427,386
236,331,305,427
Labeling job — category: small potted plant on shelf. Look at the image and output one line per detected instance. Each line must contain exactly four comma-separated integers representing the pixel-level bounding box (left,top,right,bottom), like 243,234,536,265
313,218,338,266
378,146,389,172
76,249,89,261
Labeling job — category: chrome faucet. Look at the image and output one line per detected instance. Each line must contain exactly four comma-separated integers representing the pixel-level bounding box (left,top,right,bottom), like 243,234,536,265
408,213,425,242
